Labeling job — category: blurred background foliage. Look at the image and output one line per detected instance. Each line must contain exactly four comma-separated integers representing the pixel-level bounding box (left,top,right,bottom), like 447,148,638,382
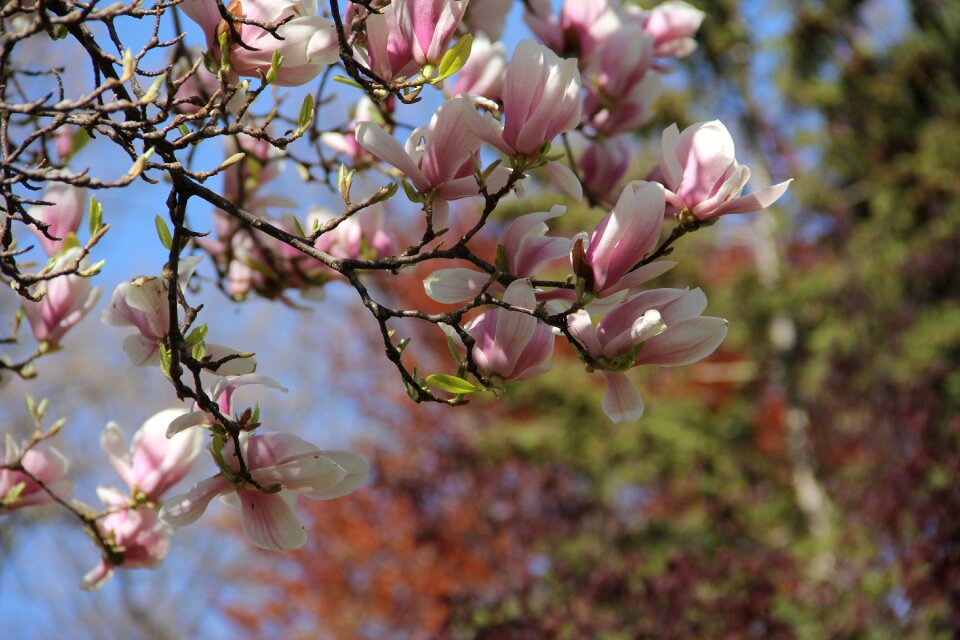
222,0,960,637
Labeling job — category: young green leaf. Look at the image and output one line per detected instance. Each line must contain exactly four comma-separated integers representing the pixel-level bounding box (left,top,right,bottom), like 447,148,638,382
297,93,315,135
436,34,474,82
154,215,173,249
426,373,479,394
88,196,103,235
185,324,208,347
333,75,364,89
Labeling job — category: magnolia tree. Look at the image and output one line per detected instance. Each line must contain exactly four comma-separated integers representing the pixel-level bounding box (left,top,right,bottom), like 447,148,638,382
0,0,790,589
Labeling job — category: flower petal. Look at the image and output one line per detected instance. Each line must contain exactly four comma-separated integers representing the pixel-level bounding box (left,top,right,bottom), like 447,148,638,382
711,179,793,217
635,316,728,366
601,372,645,423
158,475,231,529
544,161,582,201
423,268,489,304
304,451,370,499
355,122,429,190
239,491,307,551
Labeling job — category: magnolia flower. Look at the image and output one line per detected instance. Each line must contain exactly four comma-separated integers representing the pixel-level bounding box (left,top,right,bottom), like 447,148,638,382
581,23,660,136
348,1,418,81
524,0,625,58
569,287,728,422
468,40,581,158
309,205,395,260
400,0,470,67
21,248,101,345
101,408,204,500
54,126,79,161
356,97,484,230
28,183,87,256
660,121,792,220
82,487,170,589
180,0,338,86
1,435,73,513
223,132,284,207
643,1,705,58
579,136,631,204
424,206,571,304
160,432,369,551
447,34,507,101
462,0,511,39
460,279,555,382
166,373,288,437
101,257,201,366
589,74,663,136
466,40,583,198
574,181,674,299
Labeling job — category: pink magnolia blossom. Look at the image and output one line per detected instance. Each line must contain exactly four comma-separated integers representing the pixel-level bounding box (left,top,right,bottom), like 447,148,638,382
180,0,338,87
576,181,673,298
21,248,101,345
643,1,705,58
100,257,202,365
308,205,395,260
399,0,470,67
54,126,78,161
348,1,418,81
223,132,283,207
461,279,555,382
465,40,583,198
462,0,510,39
468,40,582,159
524,0,625,59
569,287,728,422
1,435,73,513
101,408,204,501
581,23,664,135
660,121,792,220
166,373,288,437
28,182,87,256
579,136,631,204
356,97,484,230
82,487,170,589
159,432,369,551
423,206,571,304
447,34,507,101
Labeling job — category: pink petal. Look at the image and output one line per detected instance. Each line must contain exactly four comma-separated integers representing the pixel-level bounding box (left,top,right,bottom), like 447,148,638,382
355,122,429,190
635,316,728,366
423,268,489,303
158,475,231,529
567,310,602,357
601,372,645,423
710,179,792,217
240,490,307,551
659,124,683,190
100,422,134,488
544,161,583,201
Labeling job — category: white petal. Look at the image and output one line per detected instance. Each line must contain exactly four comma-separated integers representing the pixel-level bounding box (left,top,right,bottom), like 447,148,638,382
307,451,369,500
100,422,133,488
423,268,489,303
158,475,230,529
544,161,583,201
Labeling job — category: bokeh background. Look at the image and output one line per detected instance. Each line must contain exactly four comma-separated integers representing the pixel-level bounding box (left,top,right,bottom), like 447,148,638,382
2,0,959,638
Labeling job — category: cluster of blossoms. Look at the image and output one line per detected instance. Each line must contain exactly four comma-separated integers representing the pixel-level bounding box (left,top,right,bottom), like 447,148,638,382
1,0,791,589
